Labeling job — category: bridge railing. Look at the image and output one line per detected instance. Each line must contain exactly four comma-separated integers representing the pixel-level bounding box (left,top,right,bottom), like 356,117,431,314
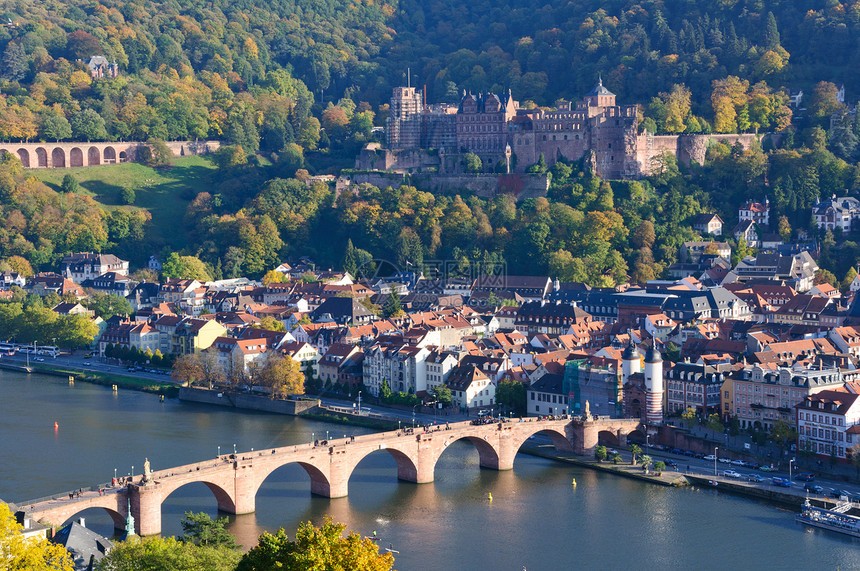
18,481,116,507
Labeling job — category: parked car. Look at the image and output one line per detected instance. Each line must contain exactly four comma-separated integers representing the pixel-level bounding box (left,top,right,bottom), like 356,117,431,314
758,465,773,472
731,459,745,466
804,484,824,494
703,454,717,461
794,473,815,482
693,453,706,459
83,362,91,366
772,477,791,487
663,460,678,470
723,470,742,479
747,474,765,483
719,457,732,464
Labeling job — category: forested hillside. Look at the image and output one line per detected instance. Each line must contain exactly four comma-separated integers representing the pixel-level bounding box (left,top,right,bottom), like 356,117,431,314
1,0,860,145
1,0,860,291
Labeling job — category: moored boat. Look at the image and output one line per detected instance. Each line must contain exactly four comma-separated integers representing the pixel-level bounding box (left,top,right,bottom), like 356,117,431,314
796,498,860,538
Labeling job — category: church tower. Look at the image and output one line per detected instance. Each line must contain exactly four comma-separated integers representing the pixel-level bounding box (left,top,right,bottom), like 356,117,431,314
644,338,664,425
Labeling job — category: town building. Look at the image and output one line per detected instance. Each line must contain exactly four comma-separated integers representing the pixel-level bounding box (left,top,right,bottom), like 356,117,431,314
61,252,129,284
739,199,770,227
796,388,860,462
730,364,845,431
448,364,495,412
691,213,724,236
813,194,860,232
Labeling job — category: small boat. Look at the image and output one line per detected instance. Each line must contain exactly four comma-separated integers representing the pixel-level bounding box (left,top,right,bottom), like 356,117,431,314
796,498,860,538
385,543,399,554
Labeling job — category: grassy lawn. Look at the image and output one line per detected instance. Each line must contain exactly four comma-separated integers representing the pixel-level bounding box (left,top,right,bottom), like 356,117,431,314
29,156,218,250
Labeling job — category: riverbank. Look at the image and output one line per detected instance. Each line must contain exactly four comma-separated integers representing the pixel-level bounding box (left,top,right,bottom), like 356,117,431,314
0,360,177,396
522,443,688,487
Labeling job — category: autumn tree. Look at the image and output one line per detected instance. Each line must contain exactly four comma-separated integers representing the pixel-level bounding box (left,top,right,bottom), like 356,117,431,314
257,353,305,398
96,536,240,571
237,517,394,571
0,502,73,571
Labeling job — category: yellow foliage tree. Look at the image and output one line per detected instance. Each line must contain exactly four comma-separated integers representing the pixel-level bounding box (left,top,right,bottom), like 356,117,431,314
257,353,305,399
0,503,74,571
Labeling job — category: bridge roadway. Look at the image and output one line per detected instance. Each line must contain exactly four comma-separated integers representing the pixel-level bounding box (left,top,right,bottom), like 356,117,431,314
21,416,641,535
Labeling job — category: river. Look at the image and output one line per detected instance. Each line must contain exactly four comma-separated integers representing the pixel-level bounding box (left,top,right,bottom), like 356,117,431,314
2,371,859,569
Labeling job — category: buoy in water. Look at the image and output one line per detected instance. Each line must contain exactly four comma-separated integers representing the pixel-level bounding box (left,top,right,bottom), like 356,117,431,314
54,421,58,430
488,492,493,501
572,478,577,486
112,384,117,392
160,395,164,402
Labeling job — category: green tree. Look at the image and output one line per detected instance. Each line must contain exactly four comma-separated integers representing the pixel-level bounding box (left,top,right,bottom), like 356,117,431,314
121,187,136,205
842,267,858,292
57,314,99,348
380,380,392,401
180,512,238,550
594,445,607,462
0,502,73,570
654,461,666,473
84,293,133,320
383,290,404,318
70,109,108,141
768,420,797,453
96,536,240,571
42,114,73,141
495,379,527,416
462,152,482,173
629,443,642,465
61,174,79,194
140,138,173,167
706,413,724,433
611,452,621,464
237,517,394,571
640,454,653,471
2,41,28,82
430,384,452,406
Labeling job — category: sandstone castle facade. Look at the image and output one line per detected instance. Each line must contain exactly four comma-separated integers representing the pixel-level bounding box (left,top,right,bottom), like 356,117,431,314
357,80,758,180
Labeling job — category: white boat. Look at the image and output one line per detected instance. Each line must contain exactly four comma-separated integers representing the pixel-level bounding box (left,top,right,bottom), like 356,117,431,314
796,498,860,538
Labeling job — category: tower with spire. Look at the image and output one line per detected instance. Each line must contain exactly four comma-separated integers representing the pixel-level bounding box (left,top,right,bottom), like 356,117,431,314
622,335,641,384
644,337,664,425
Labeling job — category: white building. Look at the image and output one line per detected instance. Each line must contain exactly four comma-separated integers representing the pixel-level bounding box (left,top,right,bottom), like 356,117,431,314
796,388,860,462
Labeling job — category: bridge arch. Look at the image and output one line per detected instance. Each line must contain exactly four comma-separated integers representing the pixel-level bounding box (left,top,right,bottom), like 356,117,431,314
103,146,116,163
35,147,47,167
70,147,84,167
51,147,65,168
432,434,502,472
34,498,126,531
509,425,575,457
87,146,100,165
16,148,29,167
626,429,646,445
346,444,420,486
251,458,334,500
155,478,236,515
598,430,620,447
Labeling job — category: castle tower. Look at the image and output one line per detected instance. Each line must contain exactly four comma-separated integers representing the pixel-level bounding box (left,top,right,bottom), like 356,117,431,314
644,337,664,425
584,75,616,109
621,336,640,383
386,85,423,149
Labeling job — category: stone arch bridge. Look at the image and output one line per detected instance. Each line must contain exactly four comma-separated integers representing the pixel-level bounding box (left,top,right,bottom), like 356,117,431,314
20,416,640,536
0,140,219,168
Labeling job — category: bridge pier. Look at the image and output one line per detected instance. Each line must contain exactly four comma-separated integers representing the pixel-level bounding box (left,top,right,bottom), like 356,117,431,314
131,484,163,536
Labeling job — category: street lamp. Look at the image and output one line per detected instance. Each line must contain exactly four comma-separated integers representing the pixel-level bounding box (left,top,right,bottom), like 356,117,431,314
789,458,796,481
233,443,236,455
358,391,362,415
114,468,117,481
714,447,718,476
217,446,220,457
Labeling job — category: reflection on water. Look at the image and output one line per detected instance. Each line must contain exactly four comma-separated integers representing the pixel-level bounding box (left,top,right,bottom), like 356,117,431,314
3,372,860,570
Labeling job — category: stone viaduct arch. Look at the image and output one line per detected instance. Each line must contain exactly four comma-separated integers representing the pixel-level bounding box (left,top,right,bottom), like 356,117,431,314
0,140,220,169
24,417,642,536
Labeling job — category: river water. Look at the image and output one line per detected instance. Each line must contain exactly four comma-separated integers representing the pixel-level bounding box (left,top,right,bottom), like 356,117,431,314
2,371,859,570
